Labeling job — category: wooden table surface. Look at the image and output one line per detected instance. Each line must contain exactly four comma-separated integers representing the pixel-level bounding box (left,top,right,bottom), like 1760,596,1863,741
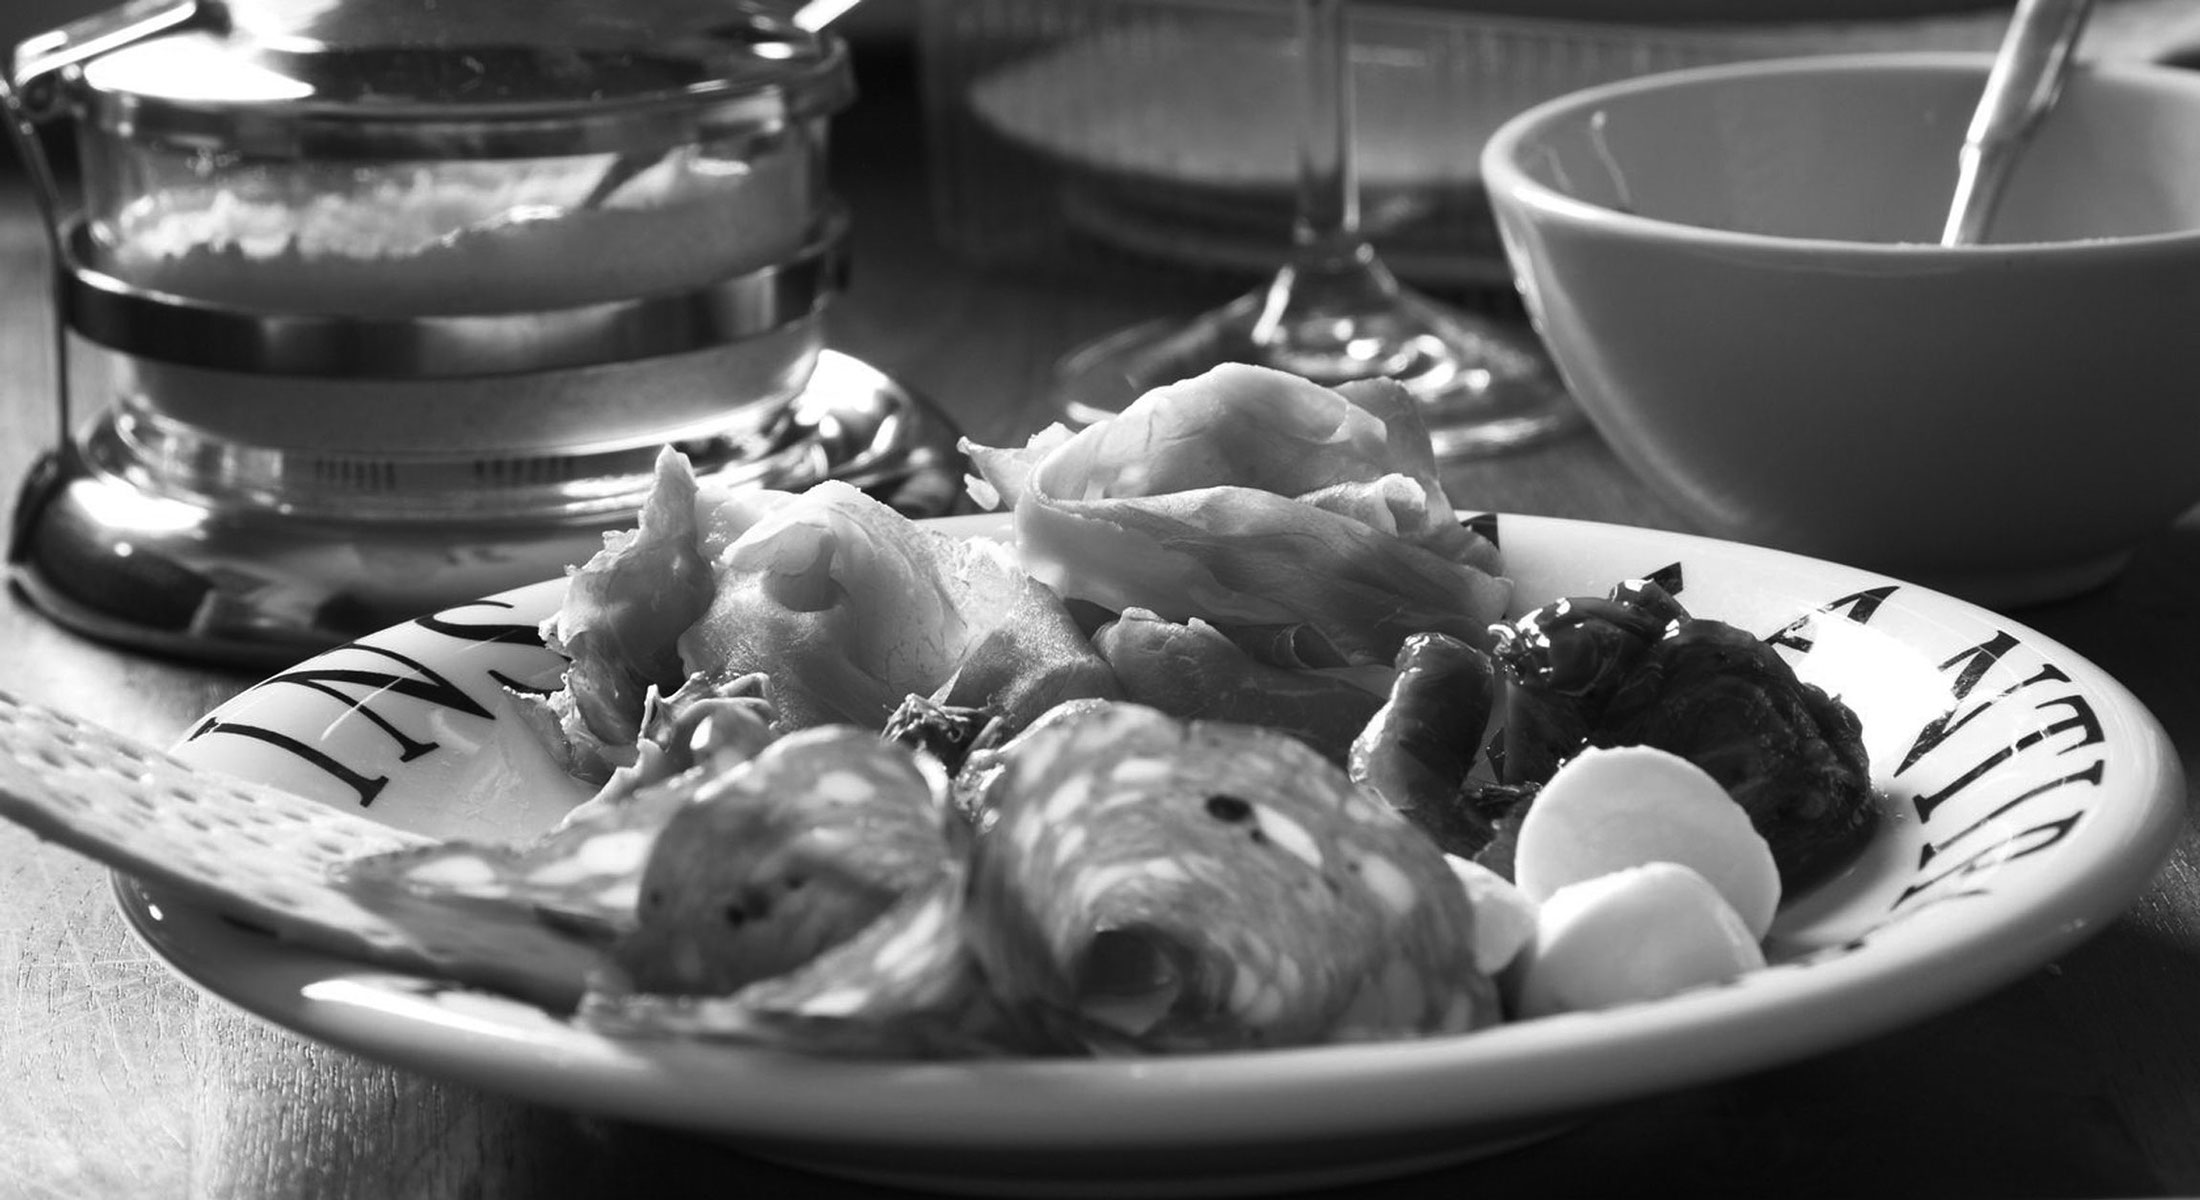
5,36,2200,1200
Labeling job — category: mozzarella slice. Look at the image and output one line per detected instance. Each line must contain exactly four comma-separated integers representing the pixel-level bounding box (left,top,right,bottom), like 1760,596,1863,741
1513,744,1781,939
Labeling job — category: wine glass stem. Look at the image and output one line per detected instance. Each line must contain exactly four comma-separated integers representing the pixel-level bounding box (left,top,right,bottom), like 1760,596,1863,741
1292,0,1358,263
1252,0,1402,360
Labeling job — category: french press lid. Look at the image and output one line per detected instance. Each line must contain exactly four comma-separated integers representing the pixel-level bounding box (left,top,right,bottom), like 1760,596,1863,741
13,0,854,160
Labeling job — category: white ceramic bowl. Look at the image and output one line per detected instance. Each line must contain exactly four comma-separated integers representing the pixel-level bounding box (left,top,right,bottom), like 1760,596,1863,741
1480,53,2200,606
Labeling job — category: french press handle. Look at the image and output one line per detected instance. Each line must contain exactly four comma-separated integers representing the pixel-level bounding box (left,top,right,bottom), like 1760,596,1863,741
3,0,232,229
10,0,231,117
0,0,230,448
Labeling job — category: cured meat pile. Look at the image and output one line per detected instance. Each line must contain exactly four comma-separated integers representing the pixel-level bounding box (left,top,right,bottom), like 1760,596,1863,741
323,364,1877,1057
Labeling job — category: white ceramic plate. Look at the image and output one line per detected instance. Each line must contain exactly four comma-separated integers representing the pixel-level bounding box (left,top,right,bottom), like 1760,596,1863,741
131,514,2182,1197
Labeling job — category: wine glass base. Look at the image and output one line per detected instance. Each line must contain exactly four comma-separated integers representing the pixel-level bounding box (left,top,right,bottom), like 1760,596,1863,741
1053,290,1583,460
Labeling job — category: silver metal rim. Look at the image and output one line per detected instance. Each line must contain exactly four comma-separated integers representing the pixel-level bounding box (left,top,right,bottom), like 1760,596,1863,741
16,4,854,159
60,207,850,378
70,54,856,161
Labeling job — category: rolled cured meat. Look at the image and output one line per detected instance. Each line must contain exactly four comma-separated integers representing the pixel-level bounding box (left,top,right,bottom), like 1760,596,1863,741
341,676,781,944
1348,632,1514,858
611,727,955,995
961,703,1498,1053
1093,608,1388,766
585,869,1044,1058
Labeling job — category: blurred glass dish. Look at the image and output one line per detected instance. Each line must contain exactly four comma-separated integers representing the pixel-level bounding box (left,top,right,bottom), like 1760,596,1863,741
0,0,964,666
947,0,2200,286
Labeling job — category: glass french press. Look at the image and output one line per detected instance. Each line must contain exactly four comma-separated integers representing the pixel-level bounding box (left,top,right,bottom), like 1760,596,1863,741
2,0,960,665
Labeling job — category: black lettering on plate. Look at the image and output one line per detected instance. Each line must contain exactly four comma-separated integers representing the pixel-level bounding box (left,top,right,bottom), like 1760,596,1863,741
1885,885,1995,918
1916,758,2105,867
186,637,501,809
188,719,392,808
418,600,561,696
1911,693,2104,823
1766,585,1898,654
416,602,544,650
1894,812,2083,908
493,669,560,698
1897,633,2049,774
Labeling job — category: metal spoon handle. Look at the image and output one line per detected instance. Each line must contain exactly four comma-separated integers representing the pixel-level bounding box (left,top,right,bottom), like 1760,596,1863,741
1941,0,2095,246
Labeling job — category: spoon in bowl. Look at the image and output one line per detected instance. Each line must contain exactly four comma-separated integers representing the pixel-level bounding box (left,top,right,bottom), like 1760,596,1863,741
1940,0,2096,246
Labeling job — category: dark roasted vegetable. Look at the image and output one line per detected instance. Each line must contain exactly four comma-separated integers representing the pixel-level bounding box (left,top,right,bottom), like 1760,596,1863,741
1488,580,1688,785
1591,620,1875,891
1490,579,1875,890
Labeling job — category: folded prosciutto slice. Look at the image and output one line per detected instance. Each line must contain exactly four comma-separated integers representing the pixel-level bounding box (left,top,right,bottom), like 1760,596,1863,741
964,363,1510,667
